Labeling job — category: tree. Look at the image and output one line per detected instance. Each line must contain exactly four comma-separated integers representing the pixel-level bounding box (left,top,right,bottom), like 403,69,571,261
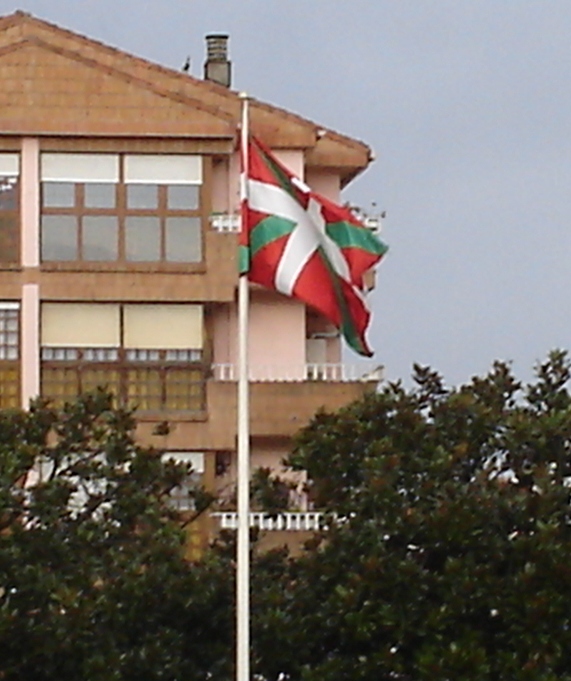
249,351,571,681
7,354,571,681
0,390,233,681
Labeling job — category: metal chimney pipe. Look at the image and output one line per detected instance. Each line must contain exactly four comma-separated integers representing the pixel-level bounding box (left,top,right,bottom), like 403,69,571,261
204,34,231,87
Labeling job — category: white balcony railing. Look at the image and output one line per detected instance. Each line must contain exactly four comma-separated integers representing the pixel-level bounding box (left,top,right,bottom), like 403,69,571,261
210,212,384,235
211,363,383,383
212,511,323,532
210,213,240,233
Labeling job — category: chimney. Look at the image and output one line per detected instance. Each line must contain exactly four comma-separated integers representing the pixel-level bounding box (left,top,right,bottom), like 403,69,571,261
204,34,231,87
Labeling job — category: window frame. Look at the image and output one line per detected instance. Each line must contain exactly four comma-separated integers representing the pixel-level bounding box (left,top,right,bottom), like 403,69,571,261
40,153,207,271
0,303,20,409
40,347,207,415
0,154,21,267
39,303,207,416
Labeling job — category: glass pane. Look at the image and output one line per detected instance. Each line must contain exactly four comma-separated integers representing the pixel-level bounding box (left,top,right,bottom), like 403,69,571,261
166,349,201,362
41,367,79,406
41,215,78,261
0,177,18,210
127,368,162,410
42,182,75,208
165,217,202,262
126,184,158,209
82,216,118,261
165,368,205,411
41,347,79,361
167,185,199,210
125,217,161,261
83,348,118,362
81,368,120,399
0,364,19,408
84,183,116,209
0,214,19,263
125,348,161,362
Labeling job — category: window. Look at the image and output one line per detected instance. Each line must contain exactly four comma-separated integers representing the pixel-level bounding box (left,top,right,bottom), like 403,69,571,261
0,154,20,265
40,303,205,413
0,303,20,408
40,154,203,265
162,451,205,511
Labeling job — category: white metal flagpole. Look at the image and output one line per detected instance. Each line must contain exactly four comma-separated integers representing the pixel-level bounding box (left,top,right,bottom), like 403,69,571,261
237,91,250,681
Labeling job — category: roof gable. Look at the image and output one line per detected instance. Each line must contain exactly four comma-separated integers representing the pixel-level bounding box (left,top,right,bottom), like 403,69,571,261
0,35,234,137
0,11,372,182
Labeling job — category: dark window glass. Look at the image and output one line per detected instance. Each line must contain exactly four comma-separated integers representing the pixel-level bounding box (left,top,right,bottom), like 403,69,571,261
42,182,75,208
167,184,200,210
0,214,19,263
125,216,161,261
0,176,20,265
82,216,119,261
0,177,18,210
165,217,202,262
41,216,78,261
127,184,158,210
84,183,116,209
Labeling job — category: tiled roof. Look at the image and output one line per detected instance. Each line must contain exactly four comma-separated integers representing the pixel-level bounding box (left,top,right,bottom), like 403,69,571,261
0,11,372,183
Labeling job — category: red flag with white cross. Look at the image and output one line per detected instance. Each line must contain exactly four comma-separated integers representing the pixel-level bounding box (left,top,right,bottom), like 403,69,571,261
240,136,388,357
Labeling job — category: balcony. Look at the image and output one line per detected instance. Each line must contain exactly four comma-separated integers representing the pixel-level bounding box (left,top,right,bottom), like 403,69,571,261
209,212,384,235
211,362,383,383
204,363,381,438
212,511,323,531
210,213,240,233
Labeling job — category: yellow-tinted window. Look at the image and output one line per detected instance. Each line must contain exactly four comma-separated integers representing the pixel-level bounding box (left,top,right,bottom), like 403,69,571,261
0,366,19,408
165,368,205,412
41,367,79,408
0,306,19,407
127,368,163,411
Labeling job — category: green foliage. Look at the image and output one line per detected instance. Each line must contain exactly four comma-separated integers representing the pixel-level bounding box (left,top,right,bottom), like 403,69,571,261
250,351,571,681
0,390,233,681
6,353,571,681
250,467,295,513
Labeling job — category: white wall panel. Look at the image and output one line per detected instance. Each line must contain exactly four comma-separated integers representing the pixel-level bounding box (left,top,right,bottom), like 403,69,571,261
0,153,19,176
41,154,119,182
41,303,120,347
124,155,202,184
123,304,203,349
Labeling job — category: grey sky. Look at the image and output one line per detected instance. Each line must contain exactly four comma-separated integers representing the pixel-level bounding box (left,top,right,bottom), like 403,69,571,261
7,0,571,386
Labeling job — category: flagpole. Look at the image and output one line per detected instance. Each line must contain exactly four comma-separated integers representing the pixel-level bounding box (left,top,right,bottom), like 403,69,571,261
237,91,250,681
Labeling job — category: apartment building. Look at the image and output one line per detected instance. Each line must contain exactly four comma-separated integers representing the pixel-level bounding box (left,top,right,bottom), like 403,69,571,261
0,12,381,552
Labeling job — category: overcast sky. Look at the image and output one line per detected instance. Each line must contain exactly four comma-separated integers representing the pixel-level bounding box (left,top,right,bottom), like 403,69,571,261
7,0,571,387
